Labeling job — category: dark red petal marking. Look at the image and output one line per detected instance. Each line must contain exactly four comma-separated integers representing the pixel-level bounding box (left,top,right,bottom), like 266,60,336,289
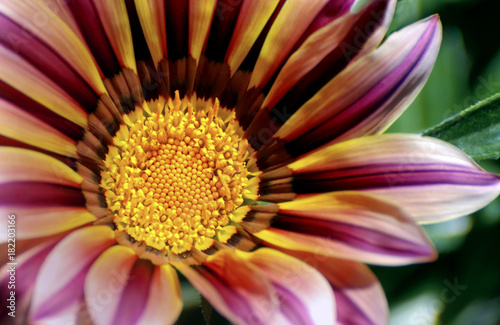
204,0,243,62
258,164,500,196
0,14,99,111
112,259,154,325
0,182,85,207
164,0,189,96
0,81,84,141
124,0,161,101
165,0,189,60
274,284,314,325
285,22,433,157
269,215,431,258
31,268,87,320
293,0,354,50
245,0,392,150
192,265,263,323
66,0,121,77
0,241,58,324
0,137,76,169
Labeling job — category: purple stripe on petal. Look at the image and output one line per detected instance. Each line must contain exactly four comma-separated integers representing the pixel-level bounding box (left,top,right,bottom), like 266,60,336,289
287,16,437,155
274,284,314,325
246,0,392,150
31,267,86,320
112,259,153,325
0,182,86,207
66,0,121,77
194,265,262,324
288,169,500,194
271,215,433,259
0,14,99,111
293,0,353,50
0,81,84,140
335,289,373,325
0,136,76,168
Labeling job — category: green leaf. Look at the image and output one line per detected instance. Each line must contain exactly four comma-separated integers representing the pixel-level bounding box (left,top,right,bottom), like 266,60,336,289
422,92,500,160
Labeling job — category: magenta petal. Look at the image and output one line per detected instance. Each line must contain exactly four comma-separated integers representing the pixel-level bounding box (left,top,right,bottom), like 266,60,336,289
271,247,388,325
0,14,99,110
0,239,58,323
255,191,437,265
174,250,278,325
111,259,154,325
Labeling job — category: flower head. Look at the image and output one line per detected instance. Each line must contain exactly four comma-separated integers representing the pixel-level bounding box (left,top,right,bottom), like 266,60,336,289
1,0,499,324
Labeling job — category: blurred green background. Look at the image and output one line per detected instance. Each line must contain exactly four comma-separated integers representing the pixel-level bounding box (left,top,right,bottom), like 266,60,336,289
179,1,500,324
380,0,500,324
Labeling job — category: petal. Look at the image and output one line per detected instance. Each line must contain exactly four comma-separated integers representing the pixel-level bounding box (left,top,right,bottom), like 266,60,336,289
188,0,216,64
261,0,394,112
225,0,281,74
281,134,500,223
0,0,106,95
0,44,88,127
134,0,167,67
237,248,336,325
92,0,136,72
274,247,388,325
84,245,138,325
260,15,441,165
111,259,154,325
135,265,182,325
173,249,278,325
0,238,59,324
0,98,78,157
29,226,116,324
0,206,95,242
248,0,329,89
0,147,82,186
254,191,437,265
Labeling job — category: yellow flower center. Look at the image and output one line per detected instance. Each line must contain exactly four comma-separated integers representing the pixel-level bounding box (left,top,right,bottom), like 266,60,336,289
101,93,248,256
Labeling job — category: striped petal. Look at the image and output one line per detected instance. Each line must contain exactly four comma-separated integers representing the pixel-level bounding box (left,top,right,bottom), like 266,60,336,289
262,134,500,223
134,0,167,67
0,98,78,157
84,245,137,325
0,43,88,127
0,206,95,242
0,0,106,95
0,238,59,324
248,0,329,89
135,265,182,325
237,248,336,325
0,147,82,186
173,249,278,325
188,0,216,65
225,0,281,74
274,247,388,325
29,227,115,324
109,259,153,325
252,191,436,265
92,0,136,73
261,0,395,113
257,15,441,167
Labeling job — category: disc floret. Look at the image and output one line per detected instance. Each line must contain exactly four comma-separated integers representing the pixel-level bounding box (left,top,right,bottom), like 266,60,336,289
102,92,248,255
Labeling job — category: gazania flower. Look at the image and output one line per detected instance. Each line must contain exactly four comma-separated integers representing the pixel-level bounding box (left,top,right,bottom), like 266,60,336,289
1,0,499,324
